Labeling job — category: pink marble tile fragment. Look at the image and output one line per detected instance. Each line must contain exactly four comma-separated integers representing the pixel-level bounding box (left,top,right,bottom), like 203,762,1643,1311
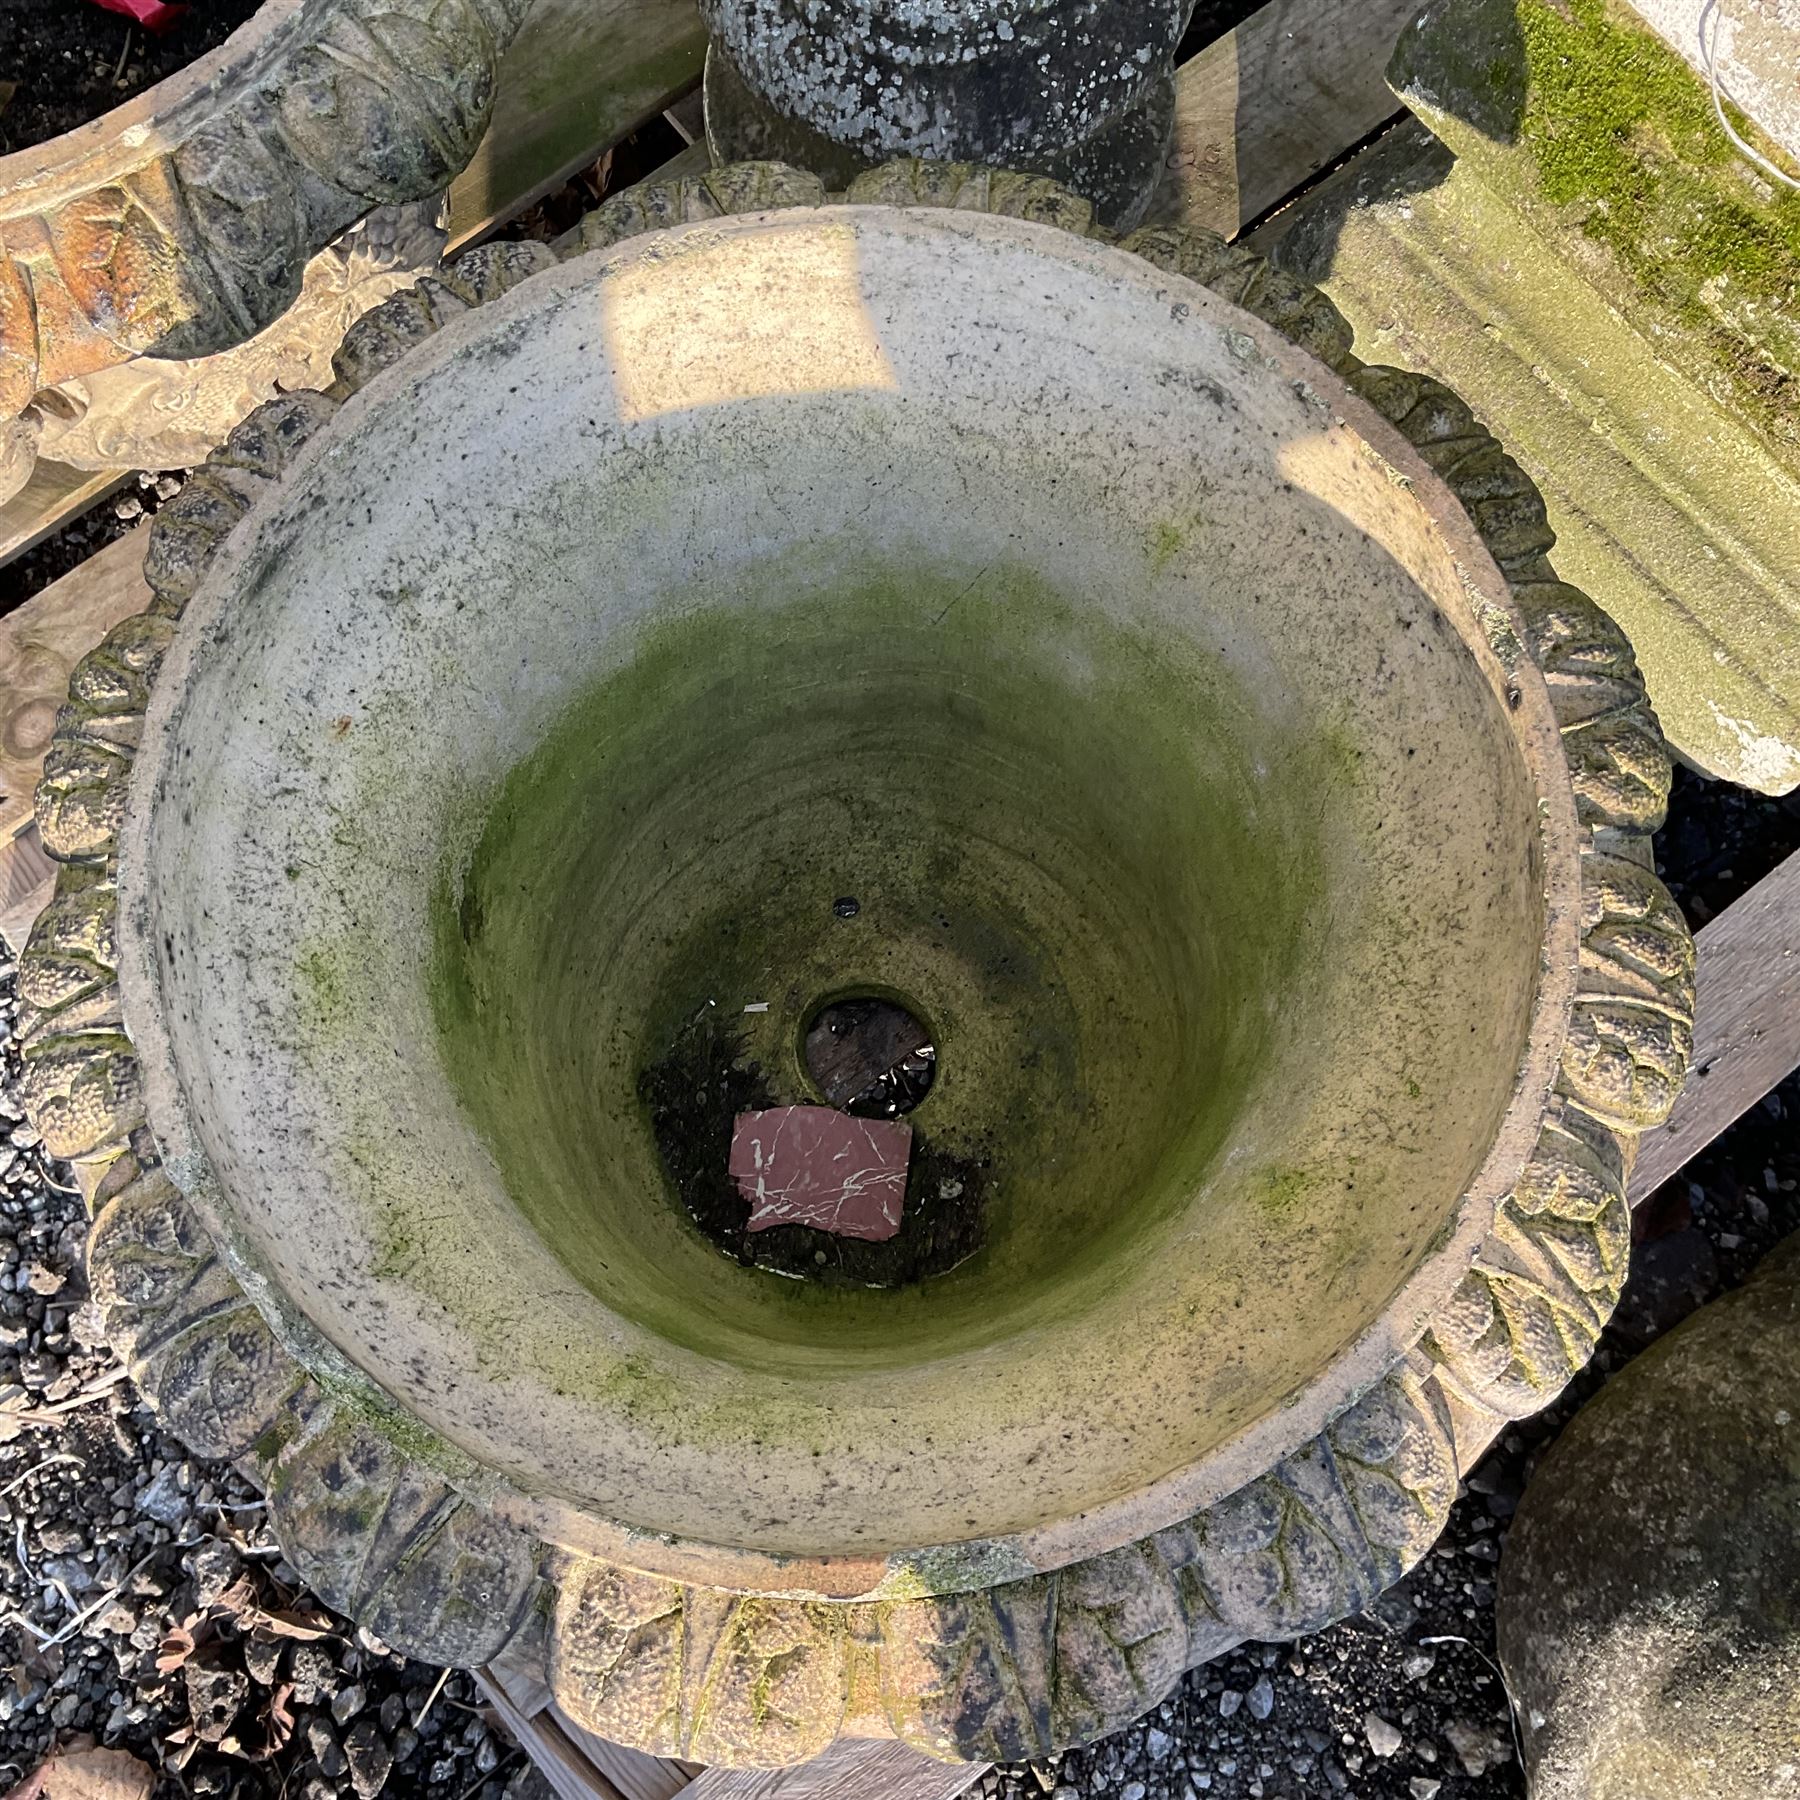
728,1106,912,1241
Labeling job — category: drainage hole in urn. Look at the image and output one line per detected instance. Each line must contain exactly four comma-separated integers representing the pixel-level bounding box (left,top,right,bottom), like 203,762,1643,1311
803,995,936,1119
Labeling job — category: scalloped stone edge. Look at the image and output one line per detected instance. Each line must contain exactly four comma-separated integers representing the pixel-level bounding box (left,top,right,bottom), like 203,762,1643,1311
16,160,1696,1768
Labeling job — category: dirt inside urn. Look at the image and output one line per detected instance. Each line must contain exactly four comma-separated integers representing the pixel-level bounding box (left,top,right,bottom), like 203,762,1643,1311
639,1000,988,1289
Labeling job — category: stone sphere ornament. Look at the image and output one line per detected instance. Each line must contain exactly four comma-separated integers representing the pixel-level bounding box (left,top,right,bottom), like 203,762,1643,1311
19,161,1694,1769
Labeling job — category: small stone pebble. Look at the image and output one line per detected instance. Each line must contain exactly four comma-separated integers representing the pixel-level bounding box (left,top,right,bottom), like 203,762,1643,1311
1365,1712,1404,1758
346,1714,395,1797
1245,1676,1274,1721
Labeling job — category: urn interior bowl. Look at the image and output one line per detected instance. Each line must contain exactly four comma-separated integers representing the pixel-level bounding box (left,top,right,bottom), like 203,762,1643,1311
121,206,1577,1598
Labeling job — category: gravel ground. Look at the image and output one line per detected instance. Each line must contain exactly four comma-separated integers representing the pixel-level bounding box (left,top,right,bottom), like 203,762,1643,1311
0,955,552,1799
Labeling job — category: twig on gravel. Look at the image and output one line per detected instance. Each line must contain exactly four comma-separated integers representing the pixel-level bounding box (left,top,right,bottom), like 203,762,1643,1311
0,1365,130,1424
12,1536,193,1649
1418,1632,1528,1769
413,1665,451,1730
0,1451,84,1499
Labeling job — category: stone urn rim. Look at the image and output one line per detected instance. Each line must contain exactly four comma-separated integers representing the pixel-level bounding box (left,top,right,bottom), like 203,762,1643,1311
115,201,1585,1603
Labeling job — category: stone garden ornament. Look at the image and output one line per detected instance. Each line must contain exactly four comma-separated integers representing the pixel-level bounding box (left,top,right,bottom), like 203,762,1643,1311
0,0,532,502
17,161,1695,1768
698,0,1190,224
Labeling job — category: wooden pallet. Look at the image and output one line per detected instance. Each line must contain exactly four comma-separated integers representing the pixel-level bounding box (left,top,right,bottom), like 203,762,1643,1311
4,0,1797,1790
477,1654,987,1800
0,529,151,947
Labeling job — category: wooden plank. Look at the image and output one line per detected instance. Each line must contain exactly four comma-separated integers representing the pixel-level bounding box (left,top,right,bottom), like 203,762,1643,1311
480,1672,635,1800
550,1705,701,1800
446,0,707,248
484,1634,556,1722
1,527,151,836
683,1742,986,1800
484,1651,697,1799
1158,0,1415,238
0,461,128,570
1630,847,1800,1203
0,821,55,956
665,87,708,147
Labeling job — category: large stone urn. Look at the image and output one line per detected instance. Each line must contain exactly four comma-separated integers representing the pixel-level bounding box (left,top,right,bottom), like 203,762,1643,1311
0,0,532,502
18,162,1694,1767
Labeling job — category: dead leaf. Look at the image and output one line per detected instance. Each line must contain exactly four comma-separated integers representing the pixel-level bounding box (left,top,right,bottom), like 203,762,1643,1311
4,1745,154,1800
242,1604,333,1642
153,1622,196,1673
159,1726,198,1776
210,1576,261,1622
218,1679,298,1764
265,1682,296,1755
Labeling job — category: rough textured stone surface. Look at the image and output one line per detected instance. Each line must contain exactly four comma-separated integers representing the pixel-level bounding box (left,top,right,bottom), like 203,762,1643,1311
702,42,1176,227
550,1366,1461,1763
729,1106,912,1239
5,203,444,494
18,164,1695,1766
698,0,1191,175
1499,1234,1800,1798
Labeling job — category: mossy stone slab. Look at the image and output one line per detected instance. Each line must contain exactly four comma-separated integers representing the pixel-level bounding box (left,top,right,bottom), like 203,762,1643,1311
1275,113,1800,792
1390,0,1800,461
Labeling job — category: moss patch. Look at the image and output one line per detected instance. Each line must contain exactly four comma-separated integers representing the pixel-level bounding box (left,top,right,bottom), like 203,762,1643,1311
1514,0,1800,447
420,557,1332,1377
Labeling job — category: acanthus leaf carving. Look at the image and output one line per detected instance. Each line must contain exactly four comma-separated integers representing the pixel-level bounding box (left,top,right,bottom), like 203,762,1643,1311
270,1415,540,1668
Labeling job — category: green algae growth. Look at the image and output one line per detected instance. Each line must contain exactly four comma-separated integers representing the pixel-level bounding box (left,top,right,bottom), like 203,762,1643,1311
423,560,1334,1377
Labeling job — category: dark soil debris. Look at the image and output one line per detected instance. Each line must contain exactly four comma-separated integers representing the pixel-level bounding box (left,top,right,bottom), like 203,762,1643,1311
640,1004,987,1287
